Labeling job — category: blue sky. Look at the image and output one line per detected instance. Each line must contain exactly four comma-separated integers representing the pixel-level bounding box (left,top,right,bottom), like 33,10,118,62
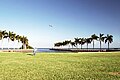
0,0,120,48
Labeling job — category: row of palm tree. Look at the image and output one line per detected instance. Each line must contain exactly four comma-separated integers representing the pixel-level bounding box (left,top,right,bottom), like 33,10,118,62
0,30,29,49
54,33,113,50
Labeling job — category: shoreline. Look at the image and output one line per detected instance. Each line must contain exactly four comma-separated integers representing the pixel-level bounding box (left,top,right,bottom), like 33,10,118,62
50,48,120,52
0,49,33,53
0,48,120,53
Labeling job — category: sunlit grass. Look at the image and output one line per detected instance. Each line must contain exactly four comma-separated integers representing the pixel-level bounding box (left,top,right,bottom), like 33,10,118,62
0,52,120,80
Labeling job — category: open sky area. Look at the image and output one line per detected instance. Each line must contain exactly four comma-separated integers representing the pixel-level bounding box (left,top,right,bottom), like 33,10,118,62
0,0,120,48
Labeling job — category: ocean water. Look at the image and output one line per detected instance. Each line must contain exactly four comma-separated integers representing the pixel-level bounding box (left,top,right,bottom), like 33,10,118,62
36,48,120,52
36,48,70,52
1,48,120,52
37,48,56,52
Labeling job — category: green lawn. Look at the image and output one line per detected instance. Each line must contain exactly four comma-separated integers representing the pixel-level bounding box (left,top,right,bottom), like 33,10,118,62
0,52,120,80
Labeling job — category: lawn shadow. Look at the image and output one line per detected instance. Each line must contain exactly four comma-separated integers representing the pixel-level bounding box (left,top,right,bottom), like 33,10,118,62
27,54,34,56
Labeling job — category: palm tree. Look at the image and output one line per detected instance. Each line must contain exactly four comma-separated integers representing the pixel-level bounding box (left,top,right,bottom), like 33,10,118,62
24,37,28,49
105,34,113,49
8,31,13,49
19,36,23,49
74,38,80,48
0,30,3,49
54,42,60,47
62,41,67,47
20,36,28,49
79,38,85,49
20,36,24,49
0,30,30,50
0,30,3,39
11,32,16,49
64,40,71,48
85,38,92,49
70,42,76,48
16,35,20,49
2,30,8,49
54,42,63,47
99,33,105,51
2,30,8,38
91,34,98,49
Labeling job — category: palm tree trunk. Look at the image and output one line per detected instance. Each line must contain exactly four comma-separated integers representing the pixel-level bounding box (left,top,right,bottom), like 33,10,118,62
1,39,3,50
100,41,101,51
24,44,26,49
87,43,88,49
93,41,94,49
76,44,78,48
108,42,109,50
68,44,70,48
14,41,15,50
8,38,10,50
81,42,82,49
81,44,82,49
18,42,19,49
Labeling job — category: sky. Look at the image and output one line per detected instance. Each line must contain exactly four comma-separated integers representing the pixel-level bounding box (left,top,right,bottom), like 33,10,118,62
0,0,120,48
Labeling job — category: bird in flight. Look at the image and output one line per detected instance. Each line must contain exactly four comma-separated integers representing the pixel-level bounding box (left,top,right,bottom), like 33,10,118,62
49,25,53,27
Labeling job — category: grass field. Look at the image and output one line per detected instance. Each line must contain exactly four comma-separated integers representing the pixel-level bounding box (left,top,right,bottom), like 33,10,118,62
0,52,120,80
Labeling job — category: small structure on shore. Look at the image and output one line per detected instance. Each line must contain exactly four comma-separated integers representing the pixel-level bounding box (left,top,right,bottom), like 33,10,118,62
33,48,37,55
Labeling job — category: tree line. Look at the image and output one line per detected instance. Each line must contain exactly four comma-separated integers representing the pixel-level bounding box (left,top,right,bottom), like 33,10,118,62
0,30,30,49
54,33,113,50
